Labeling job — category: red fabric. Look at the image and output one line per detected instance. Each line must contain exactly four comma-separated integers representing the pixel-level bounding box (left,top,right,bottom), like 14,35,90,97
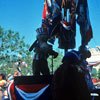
9,81,16,100
97,79,100,83
92,78,97,84
88,62,100,66
17,84,48,93
41,24,48,33
92,78,100,84
62,21,71,26
85,26,93,45
42,0,49,19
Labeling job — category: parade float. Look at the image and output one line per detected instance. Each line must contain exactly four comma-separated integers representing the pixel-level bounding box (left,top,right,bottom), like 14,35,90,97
6,0,100,100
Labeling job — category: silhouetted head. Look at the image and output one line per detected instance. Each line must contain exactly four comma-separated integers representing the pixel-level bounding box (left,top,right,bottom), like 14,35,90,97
62,50,81,65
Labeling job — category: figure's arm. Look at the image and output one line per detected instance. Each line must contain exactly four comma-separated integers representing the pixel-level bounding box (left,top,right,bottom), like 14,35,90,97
29,40,37,52
48,49,58,58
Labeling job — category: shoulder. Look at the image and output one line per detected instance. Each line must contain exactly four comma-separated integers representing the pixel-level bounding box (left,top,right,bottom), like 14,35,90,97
0,80,6,84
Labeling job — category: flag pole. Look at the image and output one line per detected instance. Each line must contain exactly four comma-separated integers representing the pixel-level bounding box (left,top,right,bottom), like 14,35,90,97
51,55,54,75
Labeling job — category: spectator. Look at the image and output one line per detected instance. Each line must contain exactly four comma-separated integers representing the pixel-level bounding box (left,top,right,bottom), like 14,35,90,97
3,70,21,100
0,73,6,100
2,74,13,100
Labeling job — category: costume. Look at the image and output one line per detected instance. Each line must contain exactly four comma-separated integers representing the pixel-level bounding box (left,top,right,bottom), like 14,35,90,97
0,80,6,91
31,38,58,75
41,0,93,50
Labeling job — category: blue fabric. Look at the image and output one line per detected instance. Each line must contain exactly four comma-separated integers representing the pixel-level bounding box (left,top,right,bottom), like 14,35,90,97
48,14,61,37
15,85,52,100
62,50,81,63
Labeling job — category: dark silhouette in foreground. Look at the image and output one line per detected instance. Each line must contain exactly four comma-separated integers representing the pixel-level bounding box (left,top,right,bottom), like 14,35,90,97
52,50,91,100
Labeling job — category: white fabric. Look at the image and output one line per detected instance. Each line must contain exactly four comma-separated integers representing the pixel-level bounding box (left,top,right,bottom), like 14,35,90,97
15,84,49,100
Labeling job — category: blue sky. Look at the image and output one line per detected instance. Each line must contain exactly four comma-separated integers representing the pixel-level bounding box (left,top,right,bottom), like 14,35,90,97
0,0,100,51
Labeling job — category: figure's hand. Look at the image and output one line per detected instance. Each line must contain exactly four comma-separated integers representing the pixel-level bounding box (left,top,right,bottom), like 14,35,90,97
79,45,91,59
53,52,58,58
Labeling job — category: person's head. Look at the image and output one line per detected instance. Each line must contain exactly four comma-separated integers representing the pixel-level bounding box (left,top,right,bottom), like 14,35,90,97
0,73,5,80
62,50,81,65
13,70,18,77
8,74,12,78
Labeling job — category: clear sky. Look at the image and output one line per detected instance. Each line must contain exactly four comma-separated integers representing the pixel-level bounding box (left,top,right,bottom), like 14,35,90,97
0,0,100,51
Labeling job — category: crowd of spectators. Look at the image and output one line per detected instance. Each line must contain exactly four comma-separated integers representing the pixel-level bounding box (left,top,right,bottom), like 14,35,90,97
0,68,21,100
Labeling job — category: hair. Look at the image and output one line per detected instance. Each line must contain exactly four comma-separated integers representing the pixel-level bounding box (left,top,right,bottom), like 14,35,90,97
8,74,12,78
0,73,5,80
14,70,18,73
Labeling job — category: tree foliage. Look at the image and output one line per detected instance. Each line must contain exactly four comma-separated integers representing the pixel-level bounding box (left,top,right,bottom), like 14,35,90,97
48,49,63,73
91,68,98,79
97,68,100,79
0,26,33,76
91,66,100,79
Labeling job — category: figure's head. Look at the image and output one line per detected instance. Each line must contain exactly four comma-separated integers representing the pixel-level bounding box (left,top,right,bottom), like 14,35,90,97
62,50,81,65
36,27,48,43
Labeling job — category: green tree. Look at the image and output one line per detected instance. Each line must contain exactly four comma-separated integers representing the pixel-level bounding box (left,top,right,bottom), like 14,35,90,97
48,49,63,73
0,26,33,76
0,25,64,76
91,68,98,79
21,51,33,75
97,68,100,79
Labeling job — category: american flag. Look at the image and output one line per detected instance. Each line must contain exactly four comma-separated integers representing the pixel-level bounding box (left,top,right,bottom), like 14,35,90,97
8,76,52,100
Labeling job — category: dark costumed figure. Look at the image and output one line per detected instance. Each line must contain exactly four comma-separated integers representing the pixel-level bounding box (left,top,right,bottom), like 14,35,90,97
29,29,58,75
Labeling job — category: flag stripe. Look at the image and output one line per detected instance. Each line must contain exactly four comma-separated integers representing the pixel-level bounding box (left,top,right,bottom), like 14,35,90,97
42,0,50,19
17,84,48,93
15,85,49,100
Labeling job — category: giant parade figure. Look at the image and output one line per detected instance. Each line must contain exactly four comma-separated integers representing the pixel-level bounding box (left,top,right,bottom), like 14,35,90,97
29,0,93,75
